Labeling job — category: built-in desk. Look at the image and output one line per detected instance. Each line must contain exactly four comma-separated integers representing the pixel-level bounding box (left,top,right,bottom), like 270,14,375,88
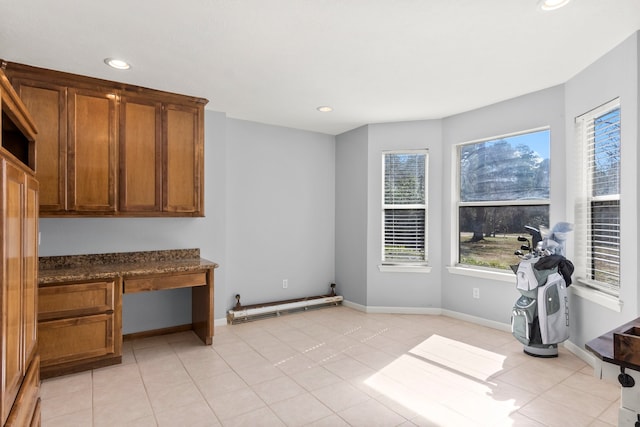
586,317,640,427
38,249,218,378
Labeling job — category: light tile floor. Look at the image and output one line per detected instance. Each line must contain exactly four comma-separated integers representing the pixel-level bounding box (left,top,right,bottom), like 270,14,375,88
40,306,621,426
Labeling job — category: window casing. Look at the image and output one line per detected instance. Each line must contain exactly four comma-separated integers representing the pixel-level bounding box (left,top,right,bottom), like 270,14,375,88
382,150,428,265
456,129,550,270
575,99,621,295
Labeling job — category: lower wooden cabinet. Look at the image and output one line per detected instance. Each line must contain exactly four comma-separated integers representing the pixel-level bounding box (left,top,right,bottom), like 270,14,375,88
4,355,40,427
38,278,122,379
1,68,41,427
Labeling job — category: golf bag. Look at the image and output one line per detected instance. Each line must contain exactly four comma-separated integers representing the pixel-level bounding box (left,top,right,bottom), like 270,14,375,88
510,223,574,357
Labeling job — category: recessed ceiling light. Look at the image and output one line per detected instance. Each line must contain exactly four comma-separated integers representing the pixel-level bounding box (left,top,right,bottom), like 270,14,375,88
104,58,131,70
538,0,571,11
316,106,333,112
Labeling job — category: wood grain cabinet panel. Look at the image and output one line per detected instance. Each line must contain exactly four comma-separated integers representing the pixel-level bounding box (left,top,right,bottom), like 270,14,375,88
124,272,207,293
1,160,26,425
37,278,122,379
67,87,117,212
10,79,66,212
4,62,206,217
4,355,40,427
8,75,118,214
1,163,39,426
23,174,39,370
119,96,162,212
164,103,203,214
39,314,116,367
0,67,40,426
39,280,115,320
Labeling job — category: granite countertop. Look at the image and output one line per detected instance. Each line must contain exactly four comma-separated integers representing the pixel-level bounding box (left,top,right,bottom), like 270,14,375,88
39,249,218,285
585,316,640,371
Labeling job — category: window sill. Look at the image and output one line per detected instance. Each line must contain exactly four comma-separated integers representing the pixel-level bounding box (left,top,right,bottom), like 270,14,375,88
446,265,515,283
378,264,431,273
570,281,622,312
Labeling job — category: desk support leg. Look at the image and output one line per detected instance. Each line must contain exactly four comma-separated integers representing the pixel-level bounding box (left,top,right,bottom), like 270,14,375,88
191,268,214,345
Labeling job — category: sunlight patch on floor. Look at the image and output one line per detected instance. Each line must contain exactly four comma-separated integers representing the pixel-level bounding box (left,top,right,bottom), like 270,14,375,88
365,334,519,426
410,334,506,381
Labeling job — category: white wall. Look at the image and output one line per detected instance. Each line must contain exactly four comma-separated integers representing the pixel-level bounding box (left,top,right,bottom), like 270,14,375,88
225,118,336,308
335,126,368,306
564,32,639,347
366,120,444,309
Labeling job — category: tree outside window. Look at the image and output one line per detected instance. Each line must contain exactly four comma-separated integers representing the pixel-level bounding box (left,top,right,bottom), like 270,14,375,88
457,129,550,270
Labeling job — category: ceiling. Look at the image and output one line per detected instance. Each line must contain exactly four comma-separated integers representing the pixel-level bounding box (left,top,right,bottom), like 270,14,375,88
1,1,639,135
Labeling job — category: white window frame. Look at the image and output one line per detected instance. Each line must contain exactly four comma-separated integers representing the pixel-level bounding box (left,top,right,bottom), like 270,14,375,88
379,149,429,272
453,127,551,272
573,98,621,300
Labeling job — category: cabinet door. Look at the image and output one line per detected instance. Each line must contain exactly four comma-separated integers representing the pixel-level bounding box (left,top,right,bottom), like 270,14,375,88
67,87,117,212
119,96,162,212
4,355,40,427
163,103,203,215
23,175,38,364
12,79,66,212
1,160,25,426
39,314,116,367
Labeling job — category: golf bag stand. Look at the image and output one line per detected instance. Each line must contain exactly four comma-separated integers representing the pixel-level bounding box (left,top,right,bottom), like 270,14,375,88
510,223,573,358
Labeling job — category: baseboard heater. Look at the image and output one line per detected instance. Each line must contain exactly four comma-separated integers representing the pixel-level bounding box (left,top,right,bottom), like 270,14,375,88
227,284,343,324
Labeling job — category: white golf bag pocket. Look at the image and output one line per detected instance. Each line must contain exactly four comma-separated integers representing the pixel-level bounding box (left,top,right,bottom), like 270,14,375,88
511,295,536,345
515,258,539,291
537,272,569,344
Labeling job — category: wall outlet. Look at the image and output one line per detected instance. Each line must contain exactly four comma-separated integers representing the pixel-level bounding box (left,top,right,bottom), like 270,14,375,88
472,288,480,299
283,279,288,289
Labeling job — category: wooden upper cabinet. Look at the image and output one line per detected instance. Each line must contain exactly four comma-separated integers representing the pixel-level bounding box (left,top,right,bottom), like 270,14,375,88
3,61,207,217
119,96,162,212
120,97,204,215
10,79,66,212
67,87,117,212
164,103,203,214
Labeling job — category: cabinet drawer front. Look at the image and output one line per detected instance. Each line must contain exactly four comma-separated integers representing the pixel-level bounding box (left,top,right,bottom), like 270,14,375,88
39,280,115,320
39,314,115,367
125,272,207,293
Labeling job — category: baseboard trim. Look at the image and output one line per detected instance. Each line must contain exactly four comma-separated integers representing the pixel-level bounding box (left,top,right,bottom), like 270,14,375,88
563,339,597,366
440,309,511,332
342,300,441,315
343,300,510,331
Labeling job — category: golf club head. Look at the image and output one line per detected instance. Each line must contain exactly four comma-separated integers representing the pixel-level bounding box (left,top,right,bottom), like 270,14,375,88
524,225,543,248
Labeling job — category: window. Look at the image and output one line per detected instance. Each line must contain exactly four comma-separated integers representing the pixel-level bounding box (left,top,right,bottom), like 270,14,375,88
457,129,550,270
382,150,428,265
575,99,620,295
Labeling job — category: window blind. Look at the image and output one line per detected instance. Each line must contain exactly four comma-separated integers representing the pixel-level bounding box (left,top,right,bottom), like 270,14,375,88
383,151,427,263
576,100,621,293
